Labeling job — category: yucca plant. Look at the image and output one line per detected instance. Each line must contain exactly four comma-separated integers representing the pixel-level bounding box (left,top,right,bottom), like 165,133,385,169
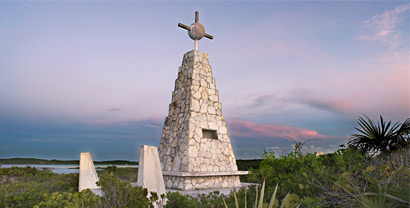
335,180,407,208
221,181,301,208
334,170,410,208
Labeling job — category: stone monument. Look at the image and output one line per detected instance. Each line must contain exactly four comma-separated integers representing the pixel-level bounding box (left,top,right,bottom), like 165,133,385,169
158,11,247,191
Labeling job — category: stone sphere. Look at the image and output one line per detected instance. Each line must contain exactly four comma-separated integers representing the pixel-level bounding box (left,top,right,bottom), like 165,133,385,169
188,23,205,40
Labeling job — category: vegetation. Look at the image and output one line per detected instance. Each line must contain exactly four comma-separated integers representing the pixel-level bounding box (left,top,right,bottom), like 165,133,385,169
97,166,138,182
243,116,409,207
34,190,102,208
0,166,156,208
247,146,409,207
97,173,157,208
1,146,408,207
0,166,78,207
0,115,408,208
247,146,364,206
348,115,410,155
334,148,410,207
163,182,298,208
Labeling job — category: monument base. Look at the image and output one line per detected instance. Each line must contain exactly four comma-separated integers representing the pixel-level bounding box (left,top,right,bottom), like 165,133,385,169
163,171,248,190
166,182,257,196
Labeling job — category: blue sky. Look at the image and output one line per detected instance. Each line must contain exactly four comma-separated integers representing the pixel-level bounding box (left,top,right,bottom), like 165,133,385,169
1,1,409,160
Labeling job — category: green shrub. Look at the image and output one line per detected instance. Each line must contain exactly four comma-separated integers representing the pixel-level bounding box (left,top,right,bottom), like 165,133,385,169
248,146,366,207
97,173,157,208
35,189,102,208
0,167,79,208
163,191,201,208
333,148,410,207
0,180,48,208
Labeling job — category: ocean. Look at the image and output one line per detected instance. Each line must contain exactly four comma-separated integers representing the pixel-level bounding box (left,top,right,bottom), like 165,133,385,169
0,164,138,174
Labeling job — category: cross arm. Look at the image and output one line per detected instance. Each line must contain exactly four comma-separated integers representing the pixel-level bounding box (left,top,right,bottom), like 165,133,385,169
178,23,190,31
204,33,213,40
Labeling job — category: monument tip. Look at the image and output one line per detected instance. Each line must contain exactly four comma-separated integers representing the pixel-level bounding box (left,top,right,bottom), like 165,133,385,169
178,11,213,51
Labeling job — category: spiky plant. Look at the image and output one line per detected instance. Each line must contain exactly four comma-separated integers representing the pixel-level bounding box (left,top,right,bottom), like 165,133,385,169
348,115,410,155
221,181,300,208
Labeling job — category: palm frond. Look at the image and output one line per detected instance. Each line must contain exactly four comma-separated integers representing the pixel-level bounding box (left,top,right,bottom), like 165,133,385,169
349,115,410,154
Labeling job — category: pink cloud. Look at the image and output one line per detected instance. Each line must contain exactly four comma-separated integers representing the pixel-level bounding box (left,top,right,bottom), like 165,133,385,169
217,18,330,65
358,4,409,42
107,107,122,112
227,119,342,142
296,60,409,120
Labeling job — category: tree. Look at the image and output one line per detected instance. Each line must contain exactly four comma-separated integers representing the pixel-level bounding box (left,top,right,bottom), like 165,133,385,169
286,136,316,155
348,115,410,155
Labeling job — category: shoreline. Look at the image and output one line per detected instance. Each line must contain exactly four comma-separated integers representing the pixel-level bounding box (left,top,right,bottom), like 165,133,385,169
0,158,139,165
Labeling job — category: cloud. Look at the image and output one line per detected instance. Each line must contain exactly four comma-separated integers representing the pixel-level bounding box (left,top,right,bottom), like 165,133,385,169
228,119,344,142
227,119,349,158
358,4,409,42
84,118,162,129
107,107,122,112
293,61,409,121
224,93,292,119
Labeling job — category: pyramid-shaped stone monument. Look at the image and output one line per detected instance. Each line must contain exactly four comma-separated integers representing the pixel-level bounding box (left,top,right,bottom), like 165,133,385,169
79,153,102,196
158,11,247,191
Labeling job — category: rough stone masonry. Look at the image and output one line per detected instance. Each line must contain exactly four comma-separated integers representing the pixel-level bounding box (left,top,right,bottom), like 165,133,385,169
158,50,247,191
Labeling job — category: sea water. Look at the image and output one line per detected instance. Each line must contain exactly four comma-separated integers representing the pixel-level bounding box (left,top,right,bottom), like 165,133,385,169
0,164,138,174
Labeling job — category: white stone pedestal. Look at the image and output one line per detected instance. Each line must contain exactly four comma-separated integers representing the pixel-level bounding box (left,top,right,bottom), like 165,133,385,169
79,153,100,193
136,145,166,196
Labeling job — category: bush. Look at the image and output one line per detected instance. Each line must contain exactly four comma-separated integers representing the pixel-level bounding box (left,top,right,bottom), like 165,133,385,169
248,146,367,207
2,146,408,208
0,167,79,208
97,173,157,208
332,148,410,207
34,189,102,208
163,191,201,208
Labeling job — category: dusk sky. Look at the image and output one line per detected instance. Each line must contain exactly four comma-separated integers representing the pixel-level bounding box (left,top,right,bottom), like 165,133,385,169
1,1,409,161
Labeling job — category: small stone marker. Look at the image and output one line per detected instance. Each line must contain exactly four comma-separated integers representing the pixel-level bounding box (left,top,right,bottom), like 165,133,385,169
136,145,166,197
79,153,101,194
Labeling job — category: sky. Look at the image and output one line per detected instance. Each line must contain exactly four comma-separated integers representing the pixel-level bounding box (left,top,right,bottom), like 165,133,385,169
0,1,409,161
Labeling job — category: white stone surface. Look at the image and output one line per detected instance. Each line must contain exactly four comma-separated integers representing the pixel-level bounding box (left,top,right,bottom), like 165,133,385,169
158,50,244,190
136,145,166,197
79,153,100,192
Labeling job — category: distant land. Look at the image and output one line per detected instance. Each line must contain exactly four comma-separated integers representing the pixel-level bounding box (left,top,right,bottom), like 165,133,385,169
0,158,262,171
0,158,138,165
